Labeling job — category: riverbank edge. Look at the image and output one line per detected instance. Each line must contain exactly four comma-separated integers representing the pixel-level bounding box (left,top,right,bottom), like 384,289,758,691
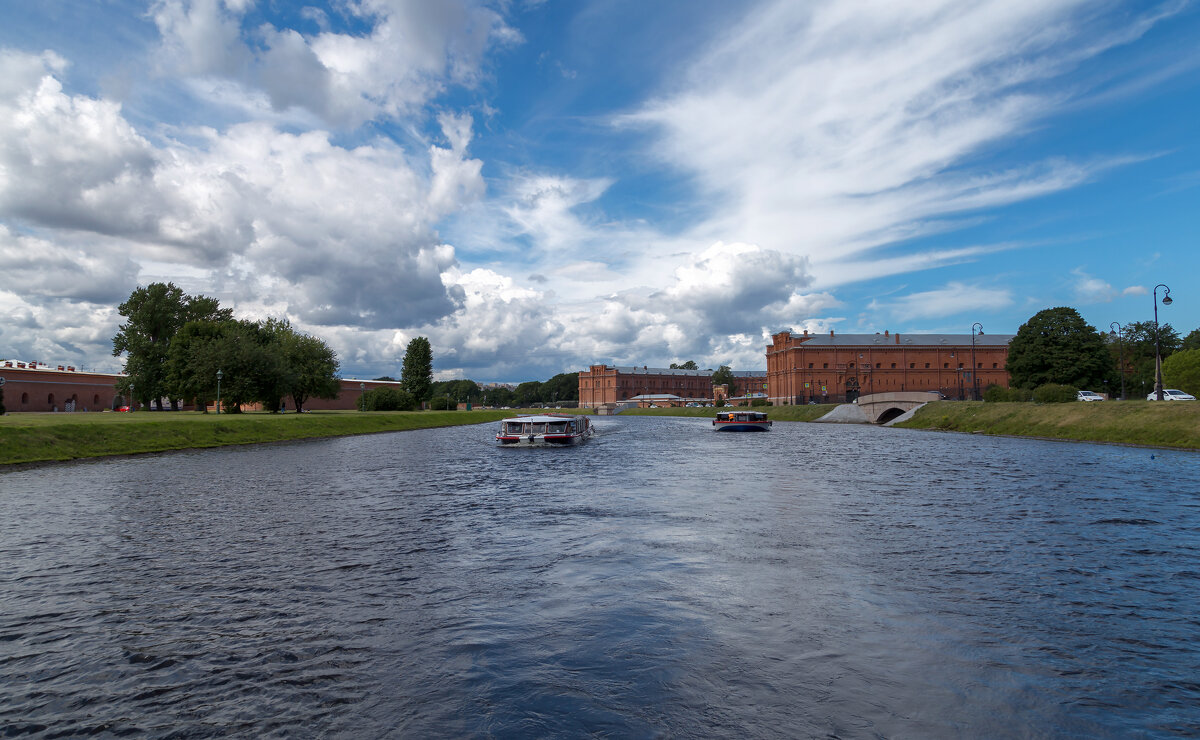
891,401,1200,450
0,410,515,469
621,401,1200,451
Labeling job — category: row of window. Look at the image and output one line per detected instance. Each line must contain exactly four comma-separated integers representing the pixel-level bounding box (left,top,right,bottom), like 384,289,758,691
799,362,1000,369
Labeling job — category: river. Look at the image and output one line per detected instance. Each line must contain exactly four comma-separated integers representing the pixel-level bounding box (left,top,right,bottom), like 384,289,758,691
2,416,1198,738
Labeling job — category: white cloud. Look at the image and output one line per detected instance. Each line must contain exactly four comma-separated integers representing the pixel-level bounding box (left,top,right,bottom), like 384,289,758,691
873,281,1015,321
1070,267,1118,303
151,0,519,127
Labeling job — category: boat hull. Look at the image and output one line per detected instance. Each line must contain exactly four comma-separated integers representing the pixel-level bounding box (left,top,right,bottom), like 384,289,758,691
712,421,772,432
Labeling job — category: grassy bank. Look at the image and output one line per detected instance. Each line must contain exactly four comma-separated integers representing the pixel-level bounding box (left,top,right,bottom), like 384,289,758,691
0,409,513,467
896,400,1200,450
621,404,839,422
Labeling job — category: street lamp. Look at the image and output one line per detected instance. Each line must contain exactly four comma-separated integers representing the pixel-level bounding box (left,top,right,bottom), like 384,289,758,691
1109,322,1126,400
215,369,222,414
1153,284,1172,401
971,323,983,401
360,382,366,411
129,382,134,412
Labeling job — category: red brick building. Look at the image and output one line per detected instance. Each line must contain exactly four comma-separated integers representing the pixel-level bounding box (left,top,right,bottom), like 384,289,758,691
578,365,766,408
0,360,402,412
766,330,1013,404
0,363,126,412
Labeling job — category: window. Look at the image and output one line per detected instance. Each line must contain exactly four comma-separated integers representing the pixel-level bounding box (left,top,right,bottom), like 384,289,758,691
890,363,896,369
909,363,915,369
992,363,998,369
924,363,930,369
943,363,948,369
823,363,828,369
807,363,813,369
958,363,963,369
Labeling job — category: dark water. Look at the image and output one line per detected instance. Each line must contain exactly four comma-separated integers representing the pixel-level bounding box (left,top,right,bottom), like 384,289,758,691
2,417,1198,738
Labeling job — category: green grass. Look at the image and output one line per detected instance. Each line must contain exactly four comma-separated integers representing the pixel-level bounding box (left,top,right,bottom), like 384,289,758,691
896,400,1200,450
0,409,514,466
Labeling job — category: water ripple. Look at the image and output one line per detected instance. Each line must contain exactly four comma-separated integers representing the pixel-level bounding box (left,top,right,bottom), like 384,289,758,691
2,417,1198,737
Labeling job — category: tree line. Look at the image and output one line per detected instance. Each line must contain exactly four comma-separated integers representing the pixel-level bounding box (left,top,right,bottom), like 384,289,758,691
113,283,340,412
1001,306,1200,399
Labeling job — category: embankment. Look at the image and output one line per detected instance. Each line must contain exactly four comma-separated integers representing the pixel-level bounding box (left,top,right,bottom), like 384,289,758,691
0,410,513,467
896,401,1200,450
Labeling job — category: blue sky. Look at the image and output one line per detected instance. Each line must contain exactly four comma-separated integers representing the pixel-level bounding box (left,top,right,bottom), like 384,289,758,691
1,1,1197,382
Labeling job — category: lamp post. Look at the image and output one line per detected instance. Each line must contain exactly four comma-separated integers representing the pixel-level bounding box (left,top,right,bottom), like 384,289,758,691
1153,284,1172,401
129,382,134,412
215,369,222,414
971,322,983,401
360,382,366,411
1109,322,1126,400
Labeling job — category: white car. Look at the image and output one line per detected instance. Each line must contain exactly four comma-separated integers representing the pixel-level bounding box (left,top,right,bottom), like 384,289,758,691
1147,389,1196,401
1077,390,1104,402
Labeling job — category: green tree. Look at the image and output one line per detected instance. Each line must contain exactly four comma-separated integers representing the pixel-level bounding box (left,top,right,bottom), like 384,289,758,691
0,384,6,415
670,360,698,370
401,337,433,402
1006,307,1113,390
165,320,225,412
711,365,736,394
280,328,340,413
514,380,543,406
542,372,579,404
1179,328,1200,352
1115,321,1181,397
1163,349,1200,397
112,283,231,410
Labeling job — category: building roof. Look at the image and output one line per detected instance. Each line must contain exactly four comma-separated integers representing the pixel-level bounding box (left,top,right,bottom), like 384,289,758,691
783,332,1014,347
609,366,766,376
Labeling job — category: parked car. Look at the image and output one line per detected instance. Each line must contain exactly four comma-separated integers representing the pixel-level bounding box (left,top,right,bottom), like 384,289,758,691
1146,389,1196,401
1077,390,1104,402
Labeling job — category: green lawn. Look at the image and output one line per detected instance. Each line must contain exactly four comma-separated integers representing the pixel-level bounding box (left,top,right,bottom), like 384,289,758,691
898,400,1200,450
0,409,513,466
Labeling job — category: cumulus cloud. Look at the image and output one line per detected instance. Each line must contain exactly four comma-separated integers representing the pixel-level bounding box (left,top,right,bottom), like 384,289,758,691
151,0,519,127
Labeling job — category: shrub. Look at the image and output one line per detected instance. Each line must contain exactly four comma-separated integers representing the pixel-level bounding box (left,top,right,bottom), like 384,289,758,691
983,384,1033,402
357,387,416,411
429,396,453,410
750,398,769,407
1033,383,1078,404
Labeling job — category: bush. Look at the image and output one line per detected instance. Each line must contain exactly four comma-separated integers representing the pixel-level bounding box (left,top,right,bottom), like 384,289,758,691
357,387,416,411
983,384,1033,402
1033,383,1078,404
428,396,453,410
750,398,769,407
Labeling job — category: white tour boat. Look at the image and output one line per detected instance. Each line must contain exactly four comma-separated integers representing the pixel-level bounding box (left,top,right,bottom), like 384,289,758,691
712,410,772,432
496,413,593,446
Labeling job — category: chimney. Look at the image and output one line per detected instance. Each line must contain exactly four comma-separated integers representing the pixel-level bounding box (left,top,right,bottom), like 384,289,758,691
803,329,808,336
884,330,889,336
829,329,835,337
895,333,900,344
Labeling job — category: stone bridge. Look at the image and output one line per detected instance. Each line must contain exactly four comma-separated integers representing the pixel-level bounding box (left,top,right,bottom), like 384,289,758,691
855,391,941,424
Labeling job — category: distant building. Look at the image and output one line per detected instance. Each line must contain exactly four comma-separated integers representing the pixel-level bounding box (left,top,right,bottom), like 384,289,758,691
766,330,1014,404
0,362,125,412
578,365,766,408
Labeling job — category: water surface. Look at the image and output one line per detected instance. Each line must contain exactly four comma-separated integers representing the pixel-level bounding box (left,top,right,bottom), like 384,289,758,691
2,417,1198,737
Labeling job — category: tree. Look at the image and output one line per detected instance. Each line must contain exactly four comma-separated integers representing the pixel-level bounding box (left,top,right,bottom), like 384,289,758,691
1114,321,1181,397
1180,328,1200,352
112,282,231,410
1006,307,1113,390
281,331,341,413
401,337,433,402
1163,349,1200,397
542,372,579,404
670,360,698,370
0,384,6,415
711,365,736,394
